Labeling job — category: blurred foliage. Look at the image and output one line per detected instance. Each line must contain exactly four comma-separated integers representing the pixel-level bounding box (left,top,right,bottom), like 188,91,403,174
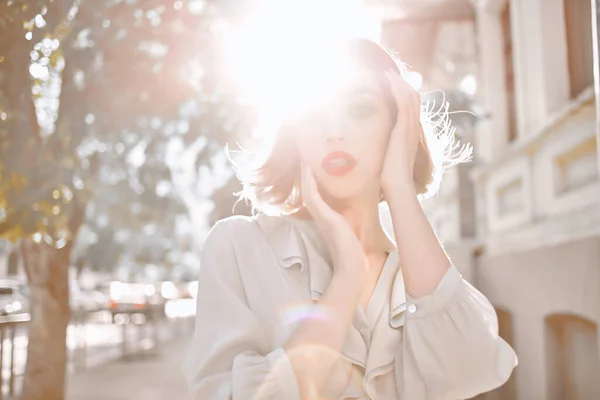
0,0,76,243
0,0,252,274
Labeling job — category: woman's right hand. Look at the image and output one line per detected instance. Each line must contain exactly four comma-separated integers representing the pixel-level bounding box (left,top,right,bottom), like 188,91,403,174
300,163,369,288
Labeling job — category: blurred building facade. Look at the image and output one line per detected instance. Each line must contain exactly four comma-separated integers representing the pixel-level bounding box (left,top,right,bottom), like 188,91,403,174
468,1,599,399
378,0,599,399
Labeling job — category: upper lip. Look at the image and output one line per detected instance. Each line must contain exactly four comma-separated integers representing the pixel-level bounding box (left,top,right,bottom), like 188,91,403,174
322,151,356,165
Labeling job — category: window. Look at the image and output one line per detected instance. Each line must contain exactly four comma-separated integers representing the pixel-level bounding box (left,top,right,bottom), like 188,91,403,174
546,314,600,400
497,178,523,216
501,2,517,142
564,0,594,98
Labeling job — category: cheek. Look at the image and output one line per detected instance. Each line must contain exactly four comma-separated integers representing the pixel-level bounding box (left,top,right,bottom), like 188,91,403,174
292,120,331,165
375,124,392,155
375,113,395,158
294,134,322,166
357,121,392,169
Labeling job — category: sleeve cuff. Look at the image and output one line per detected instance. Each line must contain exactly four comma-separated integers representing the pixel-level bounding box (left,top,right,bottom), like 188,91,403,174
266,347,301,400
404,264,464,319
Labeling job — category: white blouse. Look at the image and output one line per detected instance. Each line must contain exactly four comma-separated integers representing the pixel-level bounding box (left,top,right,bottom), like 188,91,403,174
183,214,517,399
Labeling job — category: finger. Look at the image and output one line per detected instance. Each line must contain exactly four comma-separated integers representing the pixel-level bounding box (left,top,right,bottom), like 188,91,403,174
307,169,330,214
386,70,420,96
386,70,422,129
300,162,309,201
386,70,422,112
301,163,323,211
408,88,422,131
301,163,335,222
385,71,411,119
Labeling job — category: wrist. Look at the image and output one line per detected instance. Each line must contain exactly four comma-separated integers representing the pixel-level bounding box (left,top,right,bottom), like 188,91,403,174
331,269,364,296
382,177,417,200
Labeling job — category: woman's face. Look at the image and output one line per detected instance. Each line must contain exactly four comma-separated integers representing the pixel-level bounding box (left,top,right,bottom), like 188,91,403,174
292,68,394,202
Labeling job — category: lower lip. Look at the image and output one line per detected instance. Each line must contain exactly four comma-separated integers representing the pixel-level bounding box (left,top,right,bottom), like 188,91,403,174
322,160,356,176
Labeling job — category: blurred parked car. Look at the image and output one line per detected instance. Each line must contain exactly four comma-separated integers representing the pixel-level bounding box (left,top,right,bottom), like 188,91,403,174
159,281,180,300
176,281,198,299
0,280,29,316
106,282,156,321
70,280,107,312
146,282,168,316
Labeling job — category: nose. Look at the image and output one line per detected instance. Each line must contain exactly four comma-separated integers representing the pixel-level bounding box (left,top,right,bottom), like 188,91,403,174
320,111,347,143
325,120,346,143
326,131,345,143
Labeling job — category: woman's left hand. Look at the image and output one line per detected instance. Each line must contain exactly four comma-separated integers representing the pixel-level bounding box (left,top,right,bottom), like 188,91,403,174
380,70,423,196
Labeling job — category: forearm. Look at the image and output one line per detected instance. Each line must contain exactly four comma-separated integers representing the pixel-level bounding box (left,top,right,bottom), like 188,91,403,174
283,273,361,398
386,180,451,298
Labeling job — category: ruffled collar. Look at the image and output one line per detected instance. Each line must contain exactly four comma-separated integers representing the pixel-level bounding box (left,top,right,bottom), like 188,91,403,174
255,214,330,300
255,213,408,382
255,213,407,314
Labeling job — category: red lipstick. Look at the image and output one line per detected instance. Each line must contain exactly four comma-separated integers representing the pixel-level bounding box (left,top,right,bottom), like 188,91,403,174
321,151,357,176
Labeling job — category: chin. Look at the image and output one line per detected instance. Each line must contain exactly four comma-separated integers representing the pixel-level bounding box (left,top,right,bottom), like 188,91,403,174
316,175,368,203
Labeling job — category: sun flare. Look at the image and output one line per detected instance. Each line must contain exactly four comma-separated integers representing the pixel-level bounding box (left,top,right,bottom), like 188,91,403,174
221,0,383,138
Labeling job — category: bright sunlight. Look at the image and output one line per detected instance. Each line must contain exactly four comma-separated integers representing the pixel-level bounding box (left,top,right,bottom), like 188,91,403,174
220,0,383,137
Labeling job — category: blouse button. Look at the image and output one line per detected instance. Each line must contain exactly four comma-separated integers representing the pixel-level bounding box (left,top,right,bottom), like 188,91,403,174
407,303,417,314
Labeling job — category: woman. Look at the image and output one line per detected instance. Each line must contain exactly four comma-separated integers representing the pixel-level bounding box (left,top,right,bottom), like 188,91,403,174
184,39,518,399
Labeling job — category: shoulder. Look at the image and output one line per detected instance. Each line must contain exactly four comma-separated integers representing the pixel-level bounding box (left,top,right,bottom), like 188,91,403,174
199,216,267,282
206,214,303,265
208,213,294,239
202,215,295,282
205,214,284,253
208,214,260,238
209,213,282,242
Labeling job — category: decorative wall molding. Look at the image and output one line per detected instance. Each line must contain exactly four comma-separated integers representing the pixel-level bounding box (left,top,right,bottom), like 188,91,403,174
471,89,595,183
554,137,598,194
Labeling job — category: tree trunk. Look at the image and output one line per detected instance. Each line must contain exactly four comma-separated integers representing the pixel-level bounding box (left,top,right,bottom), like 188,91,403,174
20,199,85,400
19,239,71,400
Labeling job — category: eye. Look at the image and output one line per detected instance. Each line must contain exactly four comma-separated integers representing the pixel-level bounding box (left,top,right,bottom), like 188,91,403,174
347,99,377,118
293,110,329,136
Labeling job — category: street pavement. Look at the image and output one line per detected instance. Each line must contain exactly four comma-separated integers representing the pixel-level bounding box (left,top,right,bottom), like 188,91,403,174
2,311,159,380
66,331,192,400
2,300,196,399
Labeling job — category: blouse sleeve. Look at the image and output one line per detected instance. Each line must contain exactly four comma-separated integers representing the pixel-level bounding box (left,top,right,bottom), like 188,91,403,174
394,265,518,400
183,220,301,400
